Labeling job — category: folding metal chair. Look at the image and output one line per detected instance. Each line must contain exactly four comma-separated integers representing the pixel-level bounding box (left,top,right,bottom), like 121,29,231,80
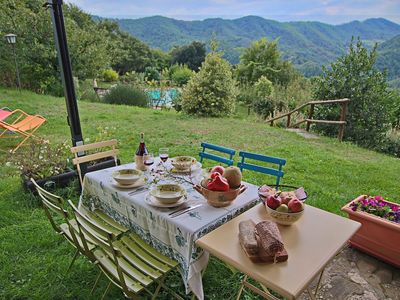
237,151,286,188
199,142,235,166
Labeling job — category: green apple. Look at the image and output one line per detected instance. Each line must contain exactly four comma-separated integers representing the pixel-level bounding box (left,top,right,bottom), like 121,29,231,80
276,204,289,213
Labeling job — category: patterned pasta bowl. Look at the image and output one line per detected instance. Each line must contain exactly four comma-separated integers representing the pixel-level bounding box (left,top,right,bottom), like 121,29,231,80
170,156,197,170
112,169,142,185
150,184,186,204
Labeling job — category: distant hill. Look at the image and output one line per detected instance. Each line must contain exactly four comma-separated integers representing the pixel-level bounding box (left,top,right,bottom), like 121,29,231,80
112,16,400,77
376,34,400,81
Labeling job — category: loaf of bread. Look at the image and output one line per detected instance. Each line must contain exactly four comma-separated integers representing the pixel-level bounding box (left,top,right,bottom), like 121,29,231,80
244,247,288,263
238,220,258,255
255,221,284,256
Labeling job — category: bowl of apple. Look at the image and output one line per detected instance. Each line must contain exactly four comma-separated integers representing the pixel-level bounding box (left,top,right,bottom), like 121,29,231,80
194,165,246,207
263,192,305,225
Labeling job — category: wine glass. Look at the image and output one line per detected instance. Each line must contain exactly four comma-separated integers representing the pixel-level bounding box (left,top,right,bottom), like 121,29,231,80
159,148,169,163
144,153,154,171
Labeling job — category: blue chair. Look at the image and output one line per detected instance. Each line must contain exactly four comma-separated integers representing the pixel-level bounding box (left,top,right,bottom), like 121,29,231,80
199,142,235,166
237,151,286,188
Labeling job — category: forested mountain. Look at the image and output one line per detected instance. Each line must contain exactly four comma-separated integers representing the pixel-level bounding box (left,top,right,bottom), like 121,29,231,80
376,35,400,81
112,16,400,76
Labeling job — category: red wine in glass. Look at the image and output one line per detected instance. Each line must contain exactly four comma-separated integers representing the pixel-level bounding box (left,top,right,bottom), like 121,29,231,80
160,154,169,162
144,158,154,166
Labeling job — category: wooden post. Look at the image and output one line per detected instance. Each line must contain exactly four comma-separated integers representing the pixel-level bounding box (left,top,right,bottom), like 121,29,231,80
286,114,291,128
338,101,348,141
306,104,314,131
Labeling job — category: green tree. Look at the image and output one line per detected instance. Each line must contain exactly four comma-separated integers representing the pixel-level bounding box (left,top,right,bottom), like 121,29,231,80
180,48,237,117
237,38,296,86
314,38,396,147
170,41,206,71
170,64,193,86
98,20,154,74
0,0,110,94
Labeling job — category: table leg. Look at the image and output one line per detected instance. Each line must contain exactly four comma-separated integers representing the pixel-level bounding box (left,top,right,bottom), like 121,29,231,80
236,275,281,300
307,267,325,300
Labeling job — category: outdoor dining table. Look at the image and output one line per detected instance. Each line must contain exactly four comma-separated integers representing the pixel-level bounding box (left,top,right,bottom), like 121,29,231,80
78,161,260,300
196,202,361,299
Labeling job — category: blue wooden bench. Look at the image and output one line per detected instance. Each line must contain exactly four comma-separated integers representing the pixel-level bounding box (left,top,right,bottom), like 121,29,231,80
199,142,235,166
237,151,286,188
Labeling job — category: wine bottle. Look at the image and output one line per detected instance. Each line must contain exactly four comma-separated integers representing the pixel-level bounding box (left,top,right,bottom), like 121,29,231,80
135,133,148,171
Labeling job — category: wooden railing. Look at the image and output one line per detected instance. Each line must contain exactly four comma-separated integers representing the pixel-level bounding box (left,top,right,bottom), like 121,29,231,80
266,98,350,141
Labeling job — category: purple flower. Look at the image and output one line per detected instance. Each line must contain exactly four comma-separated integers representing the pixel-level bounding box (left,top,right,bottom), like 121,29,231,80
351,196,400,224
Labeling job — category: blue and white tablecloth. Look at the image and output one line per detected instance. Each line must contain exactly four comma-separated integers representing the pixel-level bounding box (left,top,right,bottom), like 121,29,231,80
79,162,259,299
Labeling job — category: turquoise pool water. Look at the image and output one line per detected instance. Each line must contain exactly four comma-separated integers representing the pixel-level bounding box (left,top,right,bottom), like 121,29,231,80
146,89,178,106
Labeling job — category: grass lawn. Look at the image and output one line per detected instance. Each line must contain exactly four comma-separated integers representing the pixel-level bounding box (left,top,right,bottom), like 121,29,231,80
1,87,399,299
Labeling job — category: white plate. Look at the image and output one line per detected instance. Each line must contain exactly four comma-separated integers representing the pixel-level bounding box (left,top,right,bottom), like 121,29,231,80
112,177,147,189
145,193,188,208
171,161,202,173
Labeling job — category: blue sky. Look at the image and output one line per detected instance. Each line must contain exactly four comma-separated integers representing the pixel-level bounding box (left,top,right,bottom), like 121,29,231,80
66,0,400,24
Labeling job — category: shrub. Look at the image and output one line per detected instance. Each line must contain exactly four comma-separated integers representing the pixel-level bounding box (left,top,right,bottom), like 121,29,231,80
314,38,394,148
120,71,146,87
144,67,160,82
237,84,256,106
171,89,182,112
255,76,274,99
7,140,71,180
102,69,119,82
103,84,149,107
252,98,275,119
251,76,276,118
170,64,194,86
180,51,237,117
379,131,400,157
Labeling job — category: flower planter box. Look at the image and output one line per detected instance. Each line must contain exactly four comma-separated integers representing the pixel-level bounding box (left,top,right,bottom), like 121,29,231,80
23,157,120,192
23,169,77,192
341,195,400,268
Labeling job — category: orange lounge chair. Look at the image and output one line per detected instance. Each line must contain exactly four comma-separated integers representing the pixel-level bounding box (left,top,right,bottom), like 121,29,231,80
0,109,46,152
0,107,12,121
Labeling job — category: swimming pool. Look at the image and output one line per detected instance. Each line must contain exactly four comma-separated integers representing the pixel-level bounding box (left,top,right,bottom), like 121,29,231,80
146,88,178,107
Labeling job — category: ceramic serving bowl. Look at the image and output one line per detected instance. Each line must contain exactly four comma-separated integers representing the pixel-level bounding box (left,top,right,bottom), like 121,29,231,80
265,204,305,225
112,169,142,185
194,179,247,208
170,156,197,170
150,183,186,204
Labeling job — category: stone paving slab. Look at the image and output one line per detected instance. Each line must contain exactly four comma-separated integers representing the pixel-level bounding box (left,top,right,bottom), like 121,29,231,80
298,247,400,300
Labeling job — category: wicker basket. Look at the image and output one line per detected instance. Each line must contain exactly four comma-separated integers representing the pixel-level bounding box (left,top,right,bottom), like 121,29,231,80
194,184,247,208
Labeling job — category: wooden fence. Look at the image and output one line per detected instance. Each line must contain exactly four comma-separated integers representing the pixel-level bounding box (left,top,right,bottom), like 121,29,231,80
266,98,351,141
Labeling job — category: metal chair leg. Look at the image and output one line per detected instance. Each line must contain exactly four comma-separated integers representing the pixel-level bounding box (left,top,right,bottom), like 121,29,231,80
91,271,102,295
236,275,247,300
66,249,79,273
101,282,112,300
151,282,163,300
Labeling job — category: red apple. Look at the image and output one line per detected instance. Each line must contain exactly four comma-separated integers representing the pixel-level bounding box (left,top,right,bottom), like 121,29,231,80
211,165,225,175
266,194,281,210
288,198,304,213
280,191,296,205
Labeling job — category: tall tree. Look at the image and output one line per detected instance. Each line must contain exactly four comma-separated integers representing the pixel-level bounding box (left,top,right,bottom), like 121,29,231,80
0,0,110,94
170,41,206,71
314,38,397,147
180,42,237,117
237,38,296,86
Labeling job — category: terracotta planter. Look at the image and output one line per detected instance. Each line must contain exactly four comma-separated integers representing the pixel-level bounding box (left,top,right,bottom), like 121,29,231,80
341,195,400,268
